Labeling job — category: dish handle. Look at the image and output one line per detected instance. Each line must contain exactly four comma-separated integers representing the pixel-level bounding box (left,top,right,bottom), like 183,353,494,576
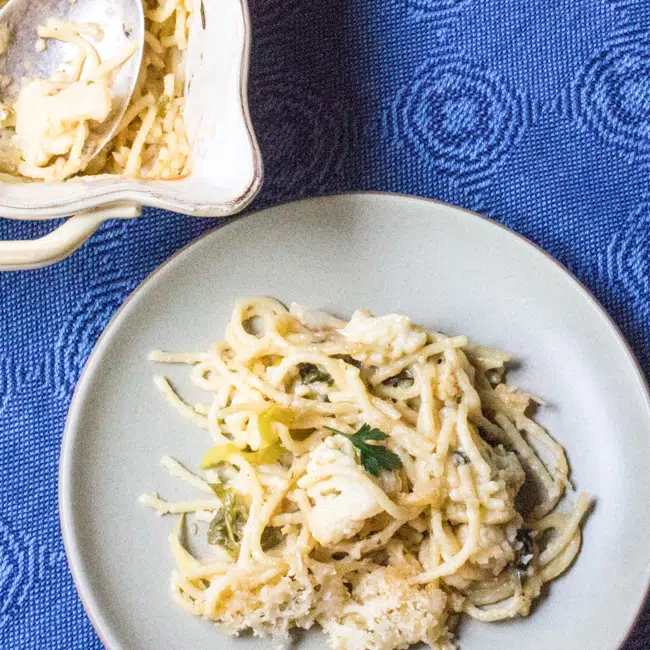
0,203,141,271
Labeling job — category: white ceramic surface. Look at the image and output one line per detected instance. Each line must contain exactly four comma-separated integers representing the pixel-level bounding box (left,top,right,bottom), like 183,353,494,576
59,193,650,650
0,0,262,218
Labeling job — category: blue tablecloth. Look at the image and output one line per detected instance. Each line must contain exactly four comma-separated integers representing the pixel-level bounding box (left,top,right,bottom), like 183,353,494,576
1,1,649,648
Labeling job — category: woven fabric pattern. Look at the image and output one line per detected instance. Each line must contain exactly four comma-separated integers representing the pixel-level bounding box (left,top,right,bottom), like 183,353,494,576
1,0,650,647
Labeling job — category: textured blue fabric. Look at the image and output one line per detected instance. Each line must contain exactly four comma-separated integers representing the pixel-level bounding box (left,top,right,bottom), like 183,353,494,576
1,0,650,648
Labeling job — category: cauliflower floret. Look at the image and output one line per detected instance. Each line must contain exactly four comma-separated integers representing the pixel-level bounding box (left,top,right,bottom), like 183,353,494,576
319,565,452,650
340,311,427,365
297,436,384,546
289,303,347,332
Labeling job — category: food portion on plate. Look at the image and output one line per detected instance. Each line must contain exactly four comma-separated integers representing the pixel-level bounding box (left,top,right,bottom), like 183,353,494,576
0,0,192,182
140,296,590,650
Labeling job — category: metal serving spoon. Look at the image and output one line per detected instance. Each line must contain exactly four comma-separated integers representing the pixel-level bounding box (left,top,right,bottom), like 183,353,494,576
0,0,145,167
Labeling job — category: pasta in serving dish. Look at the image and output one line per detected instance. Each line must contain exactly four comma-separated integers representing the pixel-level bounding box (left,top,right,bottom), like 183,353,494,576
141,297,590,650
0,0,193,181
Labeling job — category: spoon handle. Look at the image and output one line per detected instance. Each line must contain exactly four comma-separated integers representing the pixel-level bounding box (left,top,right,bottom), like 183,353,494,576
0,203,140,270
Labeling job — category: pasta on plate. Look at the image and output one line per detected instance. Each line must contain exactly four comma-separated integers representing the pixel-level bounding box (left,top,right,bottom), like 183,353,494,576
141,297,590,650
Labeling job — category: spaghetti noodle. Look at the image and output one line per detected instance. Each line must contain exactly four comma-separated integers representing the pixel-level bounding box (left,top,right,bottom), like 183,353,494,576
141,297,589,650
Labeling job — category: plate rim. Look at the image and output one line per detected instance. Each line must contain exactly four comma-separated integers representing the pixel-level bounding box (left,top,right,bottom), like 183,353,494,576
58,190,650,650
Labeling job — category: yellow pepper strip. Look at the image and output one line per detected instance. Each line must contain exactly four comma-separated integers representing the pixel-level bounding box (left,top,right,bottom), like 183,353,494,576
258,404,293,445
201,443,243,468
201,405,292,468
201,442,285,468
243,442,285,465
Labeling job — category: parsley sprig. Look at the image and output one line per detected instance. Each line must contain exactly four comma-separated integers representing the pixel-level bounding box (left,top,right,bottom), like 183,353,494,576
325,423,403,476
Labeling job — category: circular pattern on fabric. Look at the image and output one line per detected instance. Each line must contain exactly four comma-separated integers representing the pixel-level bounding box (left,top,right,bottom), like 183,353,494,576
396,58,524,178
601,198,650,311
416,0,466,7
576,38,650,160
85,219,129,271
448,0,618,107
53,272,135,398
0,357,13,417
249,78,351,200
0,519,30,631
400,0,468,13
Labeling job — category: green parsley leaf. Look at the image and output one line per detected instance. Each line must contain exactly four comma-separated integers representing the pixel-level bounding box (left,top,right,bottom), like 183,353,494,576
325,423,403,477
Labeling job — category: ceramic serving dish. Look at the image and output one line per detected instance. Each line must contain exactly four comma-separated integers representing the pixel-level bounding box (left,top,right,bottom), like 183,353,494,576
0,0,262,270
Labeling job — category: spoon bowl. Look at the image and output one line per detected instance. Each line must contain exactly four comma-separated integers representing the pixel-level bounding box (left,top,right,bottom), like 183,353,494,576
0,0,144,167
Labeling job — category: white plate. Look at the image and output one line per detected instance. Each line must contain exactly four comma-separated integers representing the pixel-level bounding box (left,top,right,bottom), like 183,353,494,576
59,193,650,650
